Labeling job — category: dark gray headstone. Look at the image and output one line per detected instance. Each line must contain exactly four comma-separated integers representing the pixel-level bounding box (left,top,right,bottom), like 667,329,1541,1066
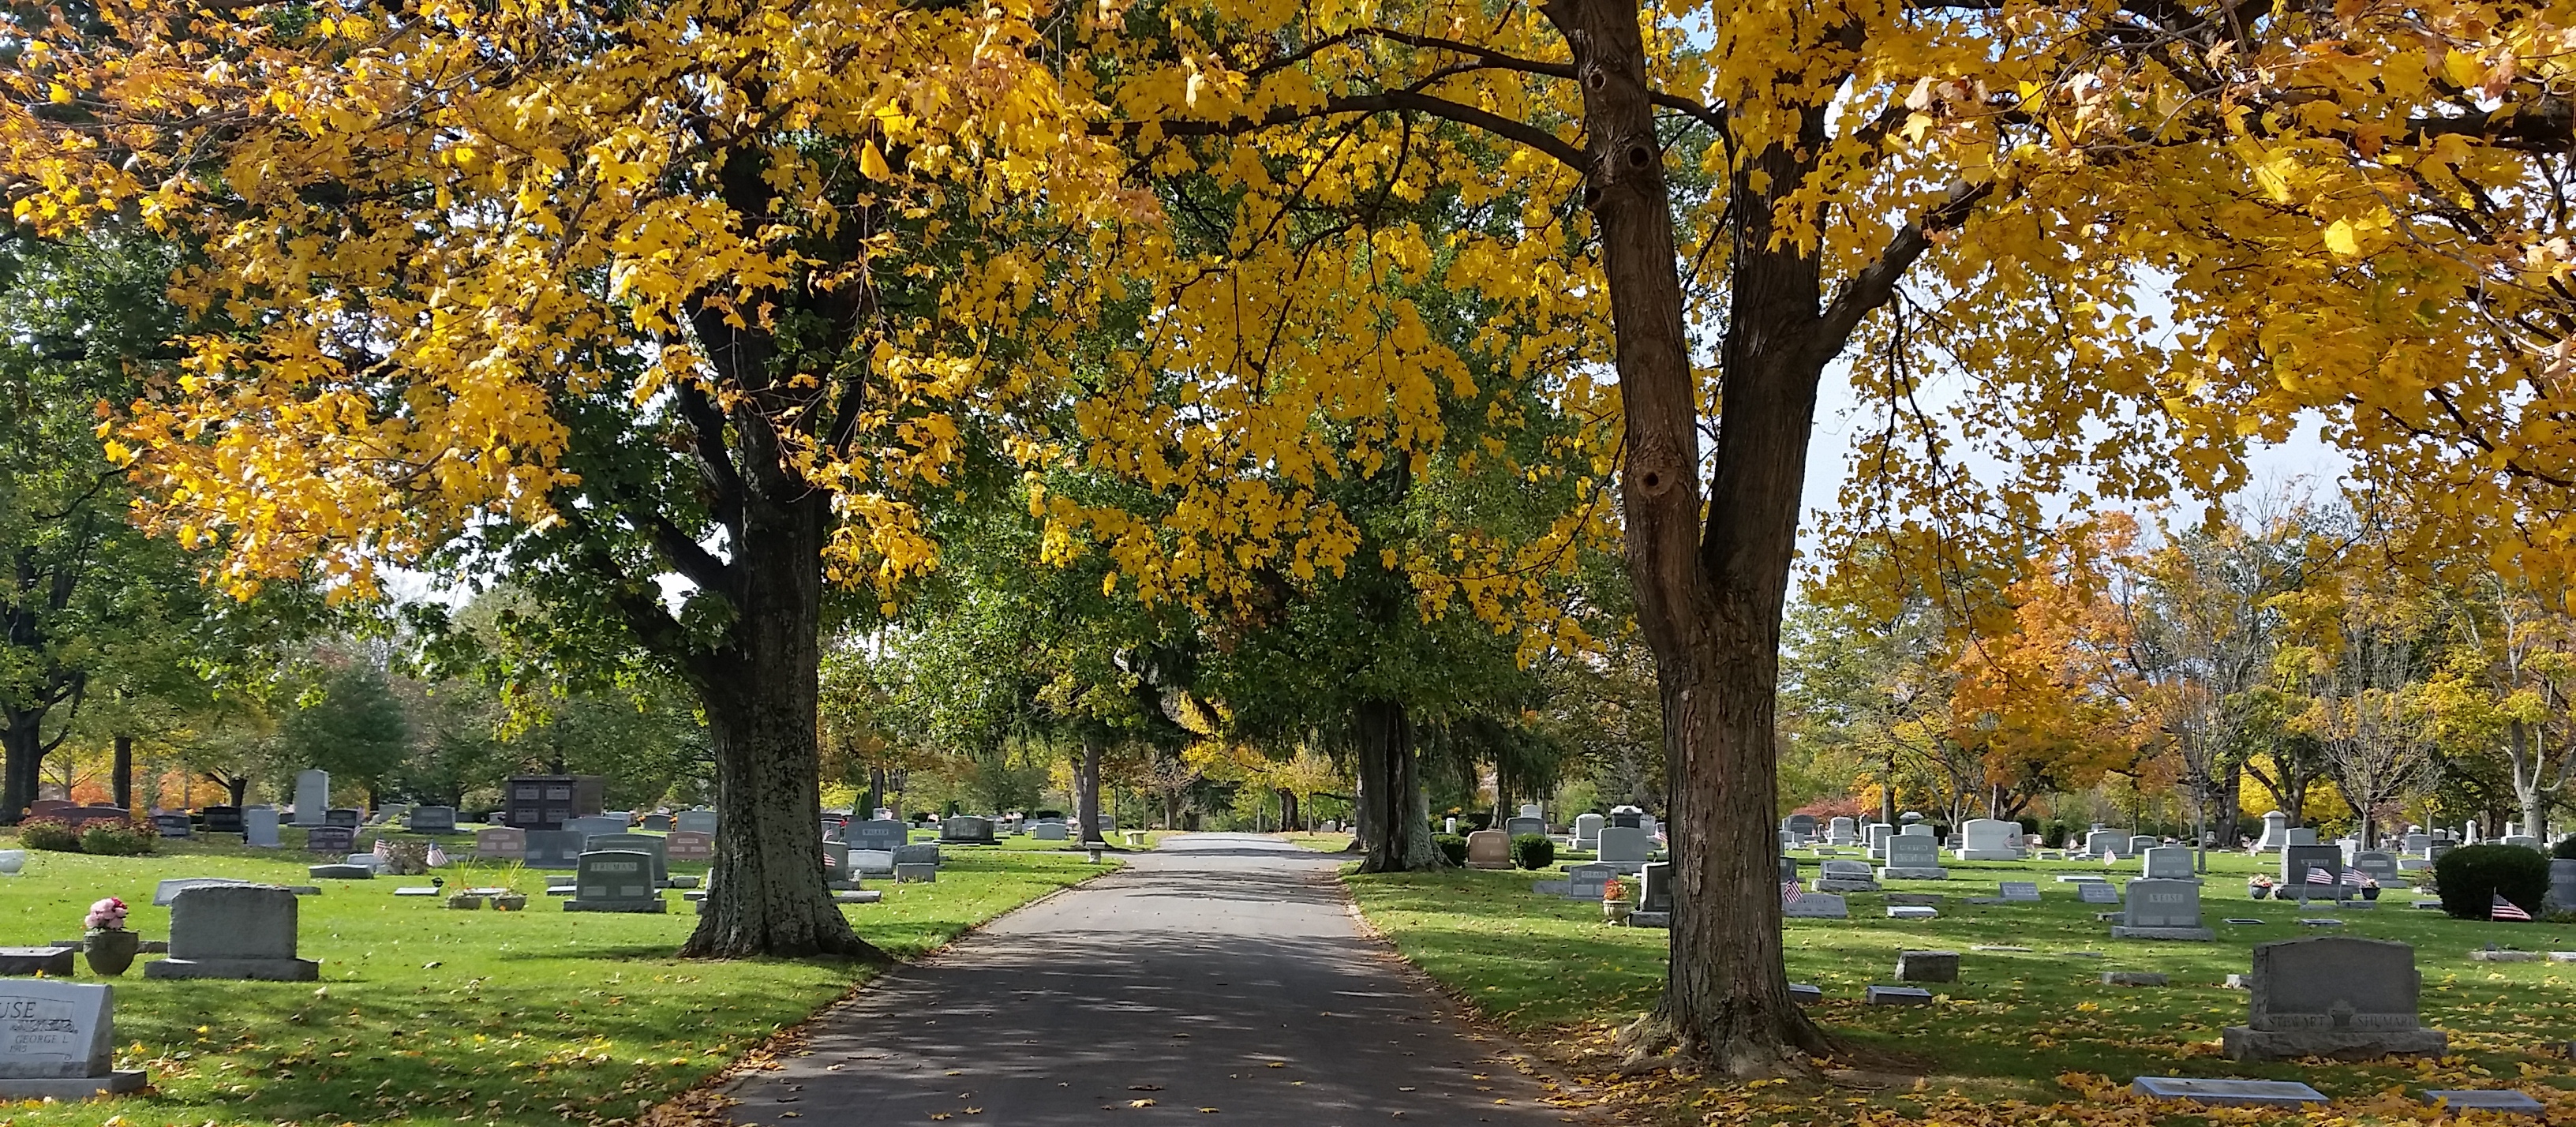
1999,882,2041,902
2222,936,2446,1061
200,807,244,836
2281,844,2346,897
2129,1078,2326,1107
565,851,665,913
151,813,191,839
584,833,668,886
405,806,458,834
522,829,586,869
324,808,361,829
146,885,320,980
2079,882,2121,904
304,826,354,855
849,819,908,852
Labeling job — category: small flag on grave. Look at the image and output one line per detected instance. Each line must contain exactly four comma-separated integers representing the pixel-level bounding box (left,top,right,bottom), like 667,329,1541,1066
2305,865,2334,886
1780,880,1801,905
2492,894,2533,922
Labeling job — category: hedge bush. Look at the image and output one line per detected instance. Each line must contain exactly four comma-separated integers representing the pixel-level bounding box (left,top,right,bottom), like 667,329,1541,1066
1434,834,1468,866
2434,844,2548,919
77,820,157,856
2553,836,2576,861
1511,833,1555,870
17,818,79,852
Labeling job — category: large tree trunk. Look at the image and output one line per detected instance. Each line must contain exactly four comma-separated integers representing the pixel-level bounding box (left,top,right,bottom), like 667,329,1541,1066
0,712,40,821
1353,698,1443,872
675,488,886,962
1077,729,1106,845
112,734,132,811
1543,0,1843,1076
1278,788,1300,832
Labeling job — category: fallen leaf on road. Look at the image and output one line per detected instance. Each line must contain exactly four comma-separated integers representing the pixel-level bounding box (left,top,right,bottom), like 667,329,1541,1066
1129,1085,1163,1091
1265,1063,1284,1069
1198,1109,1219,1114
945,1071,964,1076
1397,1088,1414,1092
930,1116,950,1122
1130,1099,1156,1108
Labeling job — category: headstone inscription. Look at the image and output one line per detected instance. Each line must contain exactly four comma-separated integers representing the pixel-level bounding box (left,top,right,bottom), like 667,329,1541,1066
565,852,666,912
2222,936,2446,1061
145,885,320,980
939,816,997,844
200,806,244,836
1878,834,1949,880
304,826,354,855
243,807,281,848
1781,892,1848,919
151,813,191,839
848,819,908,852
2112,878,2215,940
0,981,144,1097
292,769,329,826
405,806,459,835
665,830,714,863
2079,882,2122,904
1465,830,1512,870
1999,881,2042,903
2352,849,2402,888
1566,863,1617,899
585,833,669,886
474,826,528,861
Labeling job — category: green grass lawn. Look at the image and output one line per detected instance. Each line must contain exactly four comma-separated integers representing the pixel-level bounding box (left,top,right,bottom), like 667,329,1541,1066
0,833,1108,1127
1342,844,2576,1122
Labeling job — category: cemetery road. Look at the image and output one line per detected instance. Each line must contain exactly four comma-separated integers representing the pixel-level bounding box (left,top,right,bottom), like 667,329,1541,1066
722,833,1578,1127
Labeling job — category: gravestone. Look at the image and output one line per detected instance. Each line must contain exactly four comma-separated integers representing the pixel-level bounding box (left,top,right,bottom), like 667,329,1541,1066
564,815,627,840
2141,845,2196,880
522,829,587,869
59,806,126,828
474,826,527,861
819,842,854,888
1031,822,1069,841
2084,828,2121,857
565,852,666,912
1503,816,1546,839
893,842,941,867
1595,826,1653,867
406,806,459,835
323,808,361,829
146,885,320,980
2222,936,2446,1061
0,981,144,1097
1608,805,1643,829
292,769,329,826
848,819,908,852
304,826,354,855
1465,830,1512,870
243,807,281,848
586,833,669,886
2422,1091,2546,1116
200,806,244,836
639,814,673,832
0,947,73,977
1954,818,2020,860
848,849,894,877
1782,892,1848,919
2129,1078,2327,1108
2352,849,2402,888
1781,814,1817,841
152,877,260,905
2282,844,2348,900
1999,881,2041,903
306,863,372,879
151,812,191,839
1574,814,1605,850
1825,816,1858,845
2079,882,2122,904
1878,834,1949,880
1894,950,1959,983
2112,878,2215,940
2128,835,2158,856
1866,823,1896,860
1866,987,1933,1005
2284,828,2319,847
665,830,713,863
676,810,718,835
939,816,997,844
1566,863,1617,899
24,800,69,820
1813,859,1878,893
1638,861,1673,914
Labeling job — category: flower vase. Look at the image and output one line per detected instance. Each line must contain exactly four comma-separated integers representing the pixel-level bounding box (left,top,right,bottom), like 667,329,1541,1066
2248,886,2270,900
1604,899,1631,923
2361,886,2381,901
84,929,138,976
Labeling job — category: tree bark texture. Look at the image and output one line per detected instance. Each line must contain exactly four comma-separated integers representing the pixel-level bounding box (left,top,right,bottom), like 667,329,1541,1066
1353,698,1444,872
0,714,42,821
112,734,132,811
1078,729,1106,845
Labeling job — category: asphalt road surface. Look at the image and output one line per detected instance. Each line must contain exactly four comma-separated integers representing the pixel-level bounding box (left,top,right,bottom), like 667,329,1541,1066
723,833,1574,1127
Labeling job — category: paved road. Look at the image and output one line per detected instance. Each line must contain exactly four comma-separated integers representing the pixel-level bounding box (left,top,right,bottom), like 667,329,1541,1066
723,833,1573,1127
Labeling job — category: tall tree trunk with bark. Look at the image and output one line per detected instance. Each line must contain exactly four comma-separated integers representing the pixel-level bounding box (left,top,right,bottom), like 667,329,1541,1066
0,713,43,820
1353,698,1443,872
112,734,132,811
1278,788,1300,832
1077,729,1106,845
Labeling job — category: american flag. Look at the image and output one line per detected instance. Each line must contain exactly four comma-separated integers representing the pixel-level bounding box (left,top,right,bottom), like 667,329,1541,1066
821,848,839,871
1781,880,1802,905
2342,867,2368,886
2305,865,2334,885
2492,894,2533,923
373,837,391,860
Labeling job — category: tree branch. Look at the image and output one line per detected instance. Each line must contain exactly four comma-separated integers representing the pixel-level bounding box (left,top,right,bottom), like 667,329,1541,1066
1148,91,1587,170
1810,180,1994,366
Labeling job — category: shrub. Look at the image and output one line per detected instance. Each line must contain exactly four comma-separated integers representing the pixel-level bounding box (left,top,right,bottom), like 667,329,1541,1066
2435,844,2548,919
1434,834,1468,866
1511,833,1555,870
17,818,79,852
77,820,157,856
2553,836,2576,860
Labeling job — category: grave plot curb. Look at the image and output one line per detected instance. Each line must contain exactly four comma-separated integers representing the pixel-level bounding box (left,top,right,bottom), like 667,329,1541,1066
1335,872,1618,1123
